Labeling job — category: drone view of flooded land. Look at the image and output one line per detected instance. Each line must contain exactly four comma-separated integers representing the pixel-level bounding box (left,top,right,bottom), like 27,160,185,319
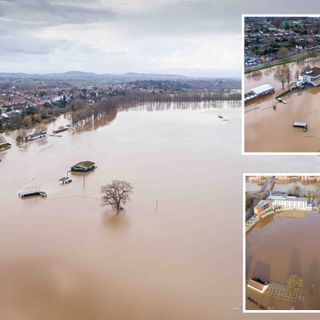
3,80,320,319
246,175,320,310
244,16,320,152
1,95,249,320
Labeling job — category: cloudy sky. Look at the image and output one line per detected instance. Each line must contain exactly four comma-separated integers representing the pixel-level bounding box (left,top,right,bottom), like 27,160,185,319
0,0,319,76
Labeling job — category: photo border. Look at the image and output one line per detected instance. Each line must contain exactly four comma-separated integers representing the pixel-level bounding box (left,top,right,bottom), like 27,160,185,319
241,14,320,155
243,173,320,313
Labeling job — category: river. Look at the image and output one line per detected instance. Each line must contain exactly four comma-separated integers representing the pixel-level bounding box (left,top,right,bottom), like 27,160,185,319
1,101,320,319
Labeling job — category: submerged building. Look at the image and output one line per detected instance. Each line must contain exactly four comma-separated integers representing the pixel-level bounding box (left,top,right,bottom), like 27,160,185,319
247,278,270,294
244,84,275,103
0,135,11,151
25,131,47,142
71,161,96,172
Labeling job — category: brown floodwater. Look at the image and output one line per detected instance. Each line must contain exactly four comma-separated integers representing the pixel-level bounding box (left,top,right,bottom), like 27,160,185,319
245,59,320,152
1,101,320,319
247,210,320,310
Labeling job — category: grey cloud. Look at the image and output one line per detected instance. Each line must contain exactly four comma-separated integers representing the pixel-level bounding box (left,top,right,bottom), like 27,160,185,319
0,17,64,55
0,0,115,56
0,32,65,55
120,0,320,35
1,0,320,36
1,0,320,73
0,0,115,27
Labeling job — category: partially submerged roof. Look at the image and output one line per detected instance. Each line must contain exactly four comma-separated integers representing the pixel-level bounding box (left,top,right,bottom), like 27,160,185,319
0,135,10,146
250,84,274,95
72,161,95,168
75,161,94,167
59,176,71,181
247,278,269,293
293,121,307,127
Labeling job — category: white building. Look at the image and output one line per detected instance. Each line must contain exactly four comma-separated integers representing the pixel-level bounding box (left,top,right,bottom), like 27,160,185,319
244,84,275,102
299,67,320,86
268,195,309,210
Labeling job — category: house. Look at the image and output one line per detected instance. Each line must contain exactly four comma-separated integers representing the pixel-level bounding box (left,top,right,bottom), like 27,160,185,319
299,67,320,86
71,161,96,172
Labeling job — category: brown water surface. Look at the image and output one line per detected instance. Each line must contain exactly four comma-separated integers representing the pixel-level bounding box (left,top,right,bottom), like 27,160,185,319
247,211,320,310
1,101,320,319
245,59,320,152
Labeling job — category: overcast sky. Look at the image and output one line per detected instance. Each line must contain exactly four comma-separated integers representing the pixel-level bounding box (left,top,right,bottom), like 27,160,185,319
0,0,320,76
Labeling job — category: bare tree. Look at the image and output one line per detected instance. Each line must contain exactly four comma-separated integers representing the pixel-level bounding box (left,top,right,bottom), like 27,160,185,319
286,68,292,87
101,180,133,211
274,66,291,89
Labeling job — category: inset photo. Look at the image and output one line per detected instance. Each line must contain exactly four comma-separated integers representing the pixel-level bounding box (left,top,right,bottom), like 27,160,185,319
244,174,320,312
243,15,320,153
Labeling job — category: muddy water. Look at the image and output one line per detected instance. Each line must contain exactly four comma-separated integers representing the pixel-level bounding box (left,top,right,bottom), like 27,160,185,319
245,59,320,152
1,101,320,319
245,58,320,93
247,211,320,310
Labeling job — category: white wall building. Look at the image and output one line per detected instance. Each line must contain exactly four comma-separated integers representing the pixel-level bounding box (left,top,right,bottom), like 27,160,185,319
299,67,320,86
268,195,309,210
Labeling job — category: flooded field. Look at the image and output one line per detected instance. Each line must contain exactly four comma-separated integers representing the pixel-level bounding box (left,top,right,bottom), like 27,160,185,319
247,210,320,310
2,101,320,319
245,59,320,152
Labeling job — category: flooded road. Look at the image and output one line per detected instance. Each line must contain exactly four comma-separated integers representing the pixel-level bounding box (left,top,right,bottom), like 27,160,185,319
1,101,320,319
245,59,320,152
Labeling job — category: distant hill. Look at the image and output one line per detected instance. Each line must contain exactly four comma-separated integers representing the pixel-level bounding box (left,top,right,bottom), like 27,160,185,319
0,71,189,81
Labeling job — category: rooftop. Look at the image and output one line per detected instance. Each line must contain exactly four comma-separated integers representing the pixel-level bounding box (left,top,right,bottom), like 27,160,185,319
268,195,308,202
255,200,270,208
73,161,95,168
250,84,274,96
247,278,269,294
302,67,320,77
